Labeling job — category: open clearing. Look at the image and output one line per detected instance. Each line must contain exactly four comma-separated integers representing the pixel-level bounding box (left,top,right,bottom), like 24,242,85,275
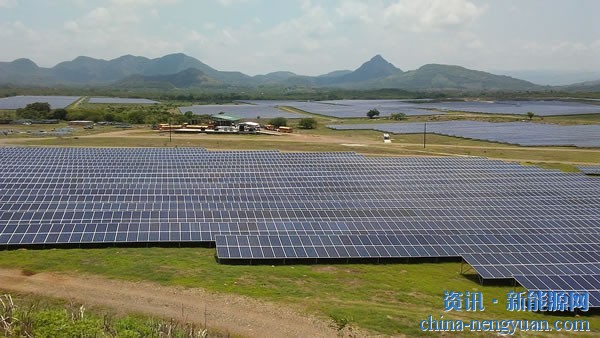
1,248,598,337
0,268,343,338
5,126,599,167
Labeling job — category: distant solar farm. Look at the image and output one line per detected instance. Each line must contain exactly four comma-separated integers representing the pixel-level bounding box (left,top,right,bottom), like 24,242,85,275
280,100,442,117
179,104,305,119
0,96,80,109
88,97,159,104
0,147,598,306
244,99,600,118
329,121,600,147
0,96,161,109
419,100,600,116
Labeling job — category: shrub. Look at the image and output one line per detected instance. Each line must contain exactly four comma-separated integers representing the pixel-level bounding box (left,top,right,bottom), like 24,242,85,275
390,112,407,120
269,117,288,128
298,118,317,129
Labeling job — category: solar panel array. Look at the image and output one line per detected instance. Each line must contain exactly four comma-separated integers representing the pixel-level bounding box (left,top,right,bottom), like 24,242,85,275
88,97,159,104
328,121,600,147
237,100,600,118
0,147,598,306
419,100,600,116
578,166,600,175
0,96,81,109
178,104,305,119
514,275,600,307
282,101,440,118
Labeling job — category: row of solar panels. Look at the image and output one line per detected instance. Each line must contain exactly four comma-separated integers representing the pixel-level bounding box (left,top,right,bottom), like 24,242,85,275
515,275,600,307
1,219,598,236
2,200,598,211
578,166,600,175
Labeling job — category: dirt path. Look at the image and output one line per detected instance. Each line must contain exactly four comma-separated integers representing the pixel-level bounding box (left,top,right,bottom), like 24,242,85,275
86,129,600,153
0,268,348,338
3,129,598,165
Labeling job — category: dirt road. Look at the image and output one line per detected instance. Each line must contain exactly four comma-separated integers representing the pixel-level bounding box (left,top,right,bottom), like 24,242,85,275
0,268,349,338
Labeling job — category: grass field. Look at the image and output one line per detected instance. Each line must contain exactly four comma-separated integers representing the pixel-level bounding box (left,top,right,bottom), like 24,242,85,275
1,292,221,337
1,248,597,336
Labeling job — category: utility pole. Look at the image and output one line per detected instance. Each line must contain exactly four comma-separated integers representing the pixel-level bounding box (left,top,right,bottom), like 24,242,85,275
169,115,172,142
423,122,426,148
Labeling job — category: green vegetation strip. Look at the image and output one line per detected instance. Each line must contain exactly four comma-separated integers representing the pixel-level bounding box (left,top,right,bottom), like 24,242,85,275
0,293,220,337
0,248,597,336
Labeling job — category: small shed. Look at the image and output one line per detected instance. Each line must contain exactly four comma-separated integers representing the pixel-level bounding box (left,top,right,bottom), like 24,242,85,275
211,113,241,127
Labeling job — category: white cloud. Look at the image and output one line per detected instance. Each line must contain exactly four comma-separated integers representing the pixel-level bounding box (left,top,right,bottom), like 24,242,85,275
111,0,179,6
187,30,207,44
220,29,239,45
63,21,79,32
217,0,247,7
0,0,17,8
336,1,374,24
85,7,111,26
384,0,485,32
264,1,334,43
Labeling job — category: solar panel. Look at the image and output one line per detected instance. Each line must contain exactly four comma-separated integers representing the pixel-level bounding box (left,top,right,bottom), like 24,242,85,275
577,166,600,175
0,147,598,306
514,275,600,307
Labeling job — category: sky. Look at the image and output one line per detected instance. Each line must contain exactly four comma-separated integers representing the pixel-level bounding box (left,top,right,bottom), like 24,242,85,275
0,0,598,76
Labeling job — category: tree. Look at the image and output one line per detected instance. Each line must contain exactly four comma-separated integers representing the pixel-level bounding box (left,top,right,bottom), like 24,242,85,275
298,118,317,129
390,112,407,120
367,108,380,119
183,111,195,123
25,102,51,113
127,110,146,124
104,112,116,122
52,109,68,120
526,112,535,120
269,117,288,128
16,102,52,120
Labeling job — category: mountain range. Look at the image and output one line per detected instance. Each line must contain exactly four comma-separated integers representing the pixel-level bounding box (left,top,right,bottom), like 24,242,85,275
0,53,596,92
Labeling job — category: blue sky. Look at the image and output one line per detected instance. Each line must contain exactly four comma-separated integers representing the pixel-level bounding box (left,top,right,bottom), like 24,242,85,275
0,0,598,76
